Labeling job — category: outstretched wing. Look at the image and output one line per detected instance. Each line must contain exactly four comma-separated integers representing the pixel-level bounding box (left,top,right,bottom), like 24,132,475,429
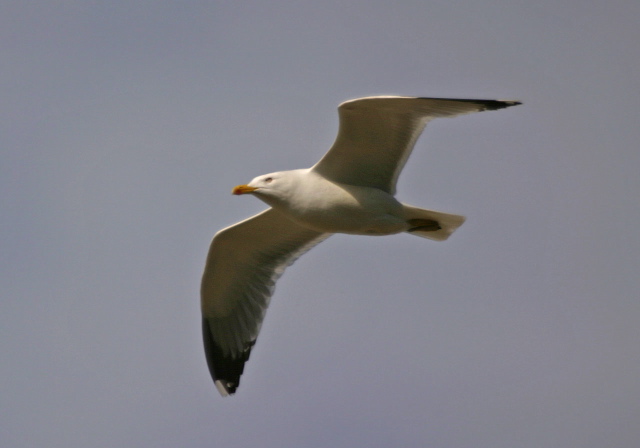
201,208,329,395
312,96,520,194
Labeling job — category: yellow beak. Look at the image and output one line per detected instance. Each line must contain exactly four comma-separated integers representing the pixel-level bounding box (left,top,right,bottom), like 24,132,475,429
232,184,258,195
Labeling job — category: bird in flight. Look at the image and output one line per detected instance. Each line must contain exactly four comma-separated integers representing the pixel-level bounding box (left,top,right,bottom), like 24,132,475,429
201,96,521,396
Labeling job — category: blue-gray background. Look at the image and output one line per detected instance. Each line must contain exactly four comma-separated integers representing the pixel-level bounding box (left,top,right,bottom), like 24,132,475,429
2,1,639,447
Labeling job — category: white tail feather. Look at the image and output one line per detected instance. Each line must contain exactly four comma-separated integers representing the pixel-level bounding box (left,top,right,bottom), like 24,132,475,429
402,204,466,241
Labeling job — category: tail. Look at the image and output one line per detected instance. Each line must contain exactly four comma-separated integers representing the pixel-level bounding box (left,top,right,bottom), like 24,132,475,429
402,204,466,241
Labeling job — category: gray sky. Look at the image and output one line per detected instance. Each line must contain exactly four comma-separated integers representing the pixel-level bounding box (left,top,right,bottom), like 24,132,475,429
2,1,639,447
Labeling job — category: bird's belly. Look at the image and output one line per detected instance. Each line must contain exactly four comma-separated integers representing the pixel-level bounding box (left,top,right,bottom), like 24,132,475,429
286,187,406,235
295,210,405,235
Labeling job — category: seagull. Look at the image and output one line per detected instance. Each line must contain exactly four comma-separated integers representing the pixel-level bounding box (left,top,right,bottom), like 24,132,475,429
201,96,521,396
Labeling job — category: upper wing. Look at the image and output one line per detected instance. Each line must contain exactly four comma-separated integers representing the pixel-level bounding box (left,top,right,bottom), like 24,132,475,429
312,96,521,195
201,208,329,395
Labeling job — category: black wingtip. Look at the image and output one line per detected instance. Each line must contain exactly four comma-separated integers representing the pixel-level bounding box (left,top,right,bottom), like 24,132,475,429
413,97,522,111
485,99,522,110
443,98,522,111
202,318,252,397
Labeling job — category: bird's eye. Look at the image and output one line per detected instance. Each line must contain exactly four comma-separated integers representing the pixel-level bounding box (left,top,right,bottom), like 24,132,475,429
264,177,273,183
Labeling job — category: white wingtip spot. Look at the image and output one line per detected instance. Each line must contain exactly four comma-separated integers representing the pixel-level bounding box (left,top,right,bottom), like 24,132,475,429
215,380,231,397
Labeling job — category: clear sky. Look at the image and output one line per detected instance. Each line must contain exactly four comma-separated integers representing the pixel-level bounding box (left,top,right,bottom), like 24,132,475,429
2,1,639,447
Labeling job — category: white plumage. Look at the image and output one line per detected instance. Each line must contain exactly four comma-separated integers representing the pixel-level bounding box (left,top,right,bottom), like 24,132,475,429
201,96,521,396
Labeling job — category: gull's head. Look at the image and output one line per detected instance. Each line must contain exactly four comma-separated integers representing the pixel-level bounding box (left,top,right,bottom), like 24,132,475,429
232,170,305,208
233,172,278,195
232,171,296,197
